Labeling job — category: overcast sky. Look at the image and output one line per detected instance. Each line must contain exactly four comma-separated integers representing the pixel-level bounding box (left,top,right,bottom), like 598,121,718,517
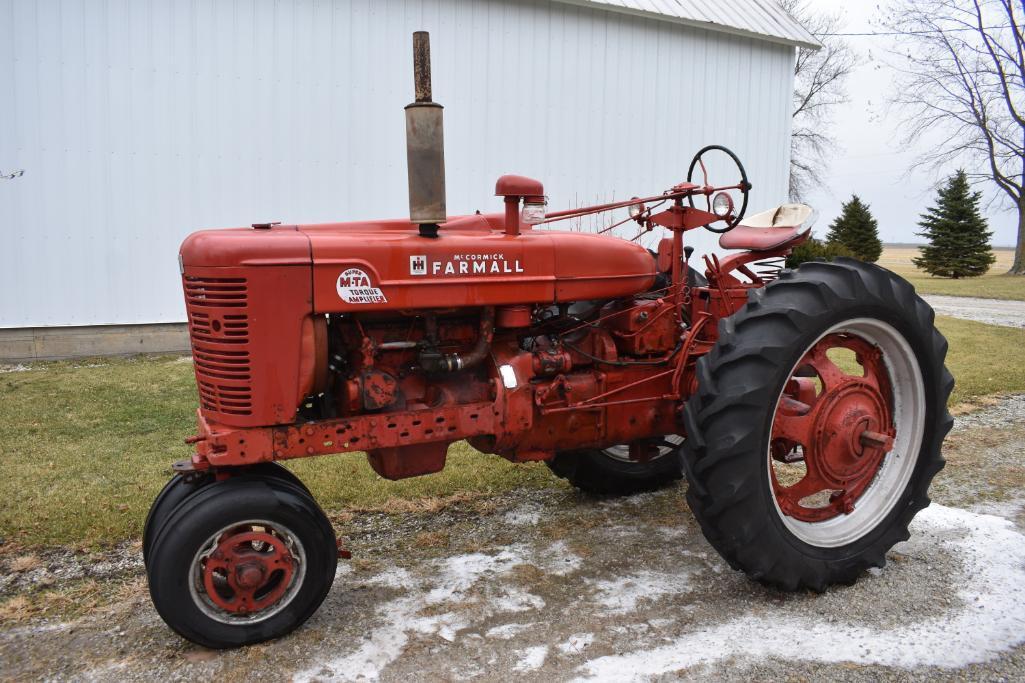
802,0,1018,247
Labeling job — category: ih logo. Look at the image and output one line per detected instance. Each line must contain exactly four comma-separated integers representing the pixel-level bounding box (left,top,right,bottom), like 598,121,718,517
410,255,427,276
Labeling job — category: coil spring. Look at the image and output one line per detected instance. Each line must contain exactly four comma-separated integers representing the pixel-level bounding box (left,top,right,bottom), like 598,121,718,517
753,257,786,282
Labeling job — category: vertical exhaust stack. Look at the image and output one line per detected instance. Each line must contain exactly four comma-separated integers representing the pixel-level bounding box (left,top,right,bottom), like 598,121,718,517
405,31,447,238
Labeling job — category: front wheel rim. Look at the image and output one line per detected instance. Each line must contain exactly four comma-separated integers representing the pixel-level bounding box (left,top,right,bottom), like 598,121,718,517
188,519,307,625
767,319,926,548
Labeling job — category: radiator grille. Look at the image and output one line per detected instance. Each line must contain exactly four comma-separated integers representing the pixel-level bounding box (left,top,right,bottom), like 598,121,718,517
184,277,253,416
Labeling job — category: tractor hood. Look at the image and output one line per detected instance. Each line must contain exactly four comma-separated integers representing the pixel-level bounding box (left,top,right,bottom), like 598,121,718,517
180,213,657,312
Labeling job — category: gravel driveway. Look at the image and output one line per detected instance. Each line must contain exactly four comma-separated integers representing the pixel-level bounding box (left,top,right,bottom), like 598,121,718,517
923,295,1025,328
2,397,1024,682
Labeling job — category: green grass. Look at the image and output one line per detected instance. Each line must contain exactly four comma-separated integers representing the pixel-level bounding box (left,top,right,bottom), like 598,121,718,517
1,314,1023,547
880,247,1025,301
933,317,1025,405
0,356,558,547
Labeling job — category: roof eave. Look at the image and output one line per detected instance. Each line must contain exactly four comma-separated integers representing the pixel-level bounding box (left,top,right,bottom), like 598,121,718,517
553,0,823,51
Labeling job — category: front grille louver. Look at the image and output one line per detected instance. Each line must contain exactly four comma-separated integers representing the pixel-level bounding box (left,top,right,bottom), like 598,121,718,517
184,277,253,416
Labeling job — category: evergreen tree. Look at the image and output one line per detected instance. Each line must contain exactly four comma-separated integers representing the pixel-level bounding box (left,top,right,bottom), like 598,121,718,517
825,195,883,262
913,170,996,278
785,237,856,269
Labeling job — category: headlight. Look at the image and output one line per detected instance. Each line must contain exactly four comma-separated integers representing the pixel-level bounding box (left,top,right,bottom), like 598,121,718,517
628,198,646,219
712,192,734,218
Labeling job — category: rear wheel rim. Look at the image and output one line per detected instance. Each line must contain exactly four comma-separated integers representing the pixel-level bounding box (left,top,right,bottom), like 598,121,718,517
602,434,684,464
189,519,307,625
767,319,926,548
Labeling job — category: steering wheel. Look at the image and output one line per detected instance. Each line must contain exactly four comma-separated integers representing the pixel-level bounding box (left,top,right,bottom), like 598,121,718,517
685,145,751,234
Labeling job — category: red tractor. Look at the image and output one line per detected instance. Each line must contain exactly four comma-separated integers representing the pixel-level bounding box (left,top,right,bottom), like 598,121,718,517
145,34,952,648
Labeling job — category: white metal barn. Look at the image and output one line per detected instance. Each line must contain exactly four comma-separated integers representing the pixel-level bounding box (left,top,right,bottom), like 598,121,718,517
0,0,816,357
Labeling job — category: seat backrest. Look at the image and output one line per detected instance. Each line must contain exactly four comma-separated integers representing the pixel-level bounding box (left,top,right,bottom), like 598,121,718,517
740,203,813,229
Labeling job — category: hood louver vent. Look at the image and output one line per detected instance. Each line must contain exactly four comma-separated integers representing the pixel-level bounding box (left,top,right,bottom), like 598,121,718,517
184,277,253,416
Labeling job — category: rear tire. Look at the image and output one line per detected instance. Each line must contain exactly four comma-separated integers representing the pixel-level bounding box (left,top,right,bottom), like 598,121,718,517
547,436,684,496
147,476,337,648
682,259,953,590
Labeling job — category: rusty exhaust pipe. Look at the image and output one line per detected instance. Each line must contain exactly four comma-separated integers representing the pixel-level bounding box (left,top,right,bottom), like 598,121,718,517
406,31,446,238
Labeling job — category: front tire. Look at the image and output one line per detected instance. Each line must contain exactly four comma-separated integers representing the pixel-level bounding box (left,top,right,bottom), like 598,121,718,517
147,476,337,648
682,259,953,590
142,462,309,568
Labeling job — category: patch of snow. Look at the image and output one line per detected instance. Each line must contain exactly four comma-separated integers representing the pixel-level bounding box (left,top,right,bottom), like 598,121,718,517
968,496,1025,520
598,491,661,510
534,540,583,575
512,645,548,672
294,547,544,682
0,363,33,373
575,503,1025,680
490,587,545,613
485,622,535,640
557,633,595,654
646,617,675,630
655,525,687,539
425,548,524,604
295,595,466,682
363,566,411,588
589,569,692,614
503,504,542,526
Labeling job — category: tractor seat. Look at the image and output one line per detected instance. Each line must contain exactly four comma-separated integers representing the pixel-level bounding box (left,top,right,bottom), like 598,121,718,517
719,204,813,252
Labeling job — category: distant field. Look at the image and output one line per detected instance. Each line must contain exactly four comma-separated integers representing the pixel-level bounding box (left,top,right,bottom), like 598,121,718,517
880,246,1024,301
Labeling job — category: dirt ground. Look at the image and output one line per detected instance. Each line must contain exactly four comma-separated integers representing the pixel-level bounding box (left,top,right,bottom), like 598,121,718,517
2,397,1025,682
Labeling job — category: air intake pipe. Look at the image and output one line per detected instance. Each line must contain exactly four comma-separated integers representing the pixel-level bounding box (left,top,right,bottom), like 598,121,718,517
419,307,495,374
405,31,447,238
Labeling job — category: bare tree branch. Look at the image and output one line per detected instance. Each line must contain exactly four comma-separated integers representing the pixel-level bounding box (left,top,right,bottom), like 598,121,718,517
780,0,857,202
885,0,1025,273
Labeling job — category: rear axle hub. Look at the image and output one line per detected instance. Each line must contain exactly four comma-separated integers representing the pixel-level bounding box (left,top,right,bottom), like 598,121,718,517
770,333,896,523
812,381,890,488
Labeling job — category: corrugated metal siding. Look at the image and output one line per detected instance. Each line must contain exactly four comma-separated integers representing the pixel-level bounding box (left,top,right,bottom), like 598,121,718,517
560,0,820,49
0,0,795,328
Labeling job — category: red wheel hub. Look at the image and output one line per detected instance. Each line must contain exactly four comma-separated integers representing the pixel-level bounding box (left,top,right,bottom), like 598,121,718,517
770,334,896,522
201,529,296,615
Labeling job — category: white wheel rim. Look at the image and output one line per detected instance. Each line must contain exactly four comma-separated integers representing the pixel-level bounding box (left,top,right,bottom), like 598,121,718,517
767,318,926,548
188,518,307,625
602,434,684,463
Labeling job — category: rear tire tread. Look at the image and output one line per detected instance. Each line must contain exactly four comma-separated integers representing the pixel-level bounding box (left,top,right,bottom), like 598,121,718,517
682,259,952,591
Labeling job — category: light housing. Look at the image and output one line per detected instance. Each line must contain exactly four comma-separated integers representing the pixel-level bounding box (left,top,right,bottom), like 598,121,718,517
628,197,646,220
521,200,546,225
712,192,734,218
